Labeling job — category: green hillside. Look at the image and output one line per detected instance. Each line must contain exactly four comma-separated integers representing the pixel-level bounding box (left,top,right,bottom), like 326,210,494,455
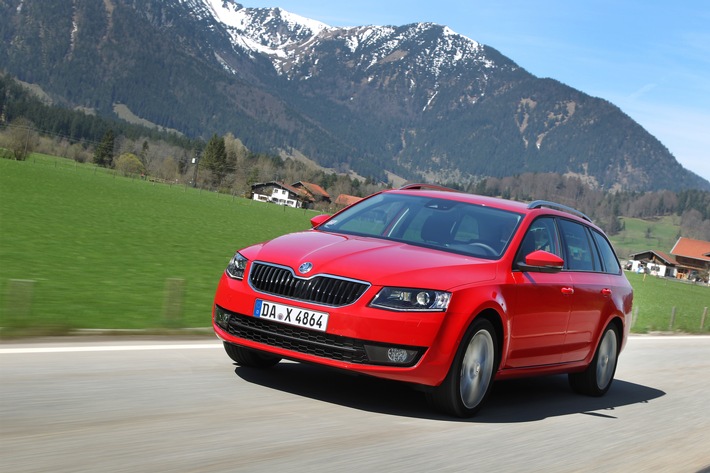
610,216,682,260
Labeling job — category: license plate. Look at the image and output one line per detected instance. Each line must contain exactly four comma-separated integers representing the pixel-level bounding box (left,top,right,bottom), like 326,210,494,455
253,299,329,332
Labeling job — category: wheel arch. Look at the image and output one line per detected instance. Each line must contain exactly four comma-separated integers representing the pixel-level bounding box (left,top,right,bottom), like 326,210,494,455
474,308,504,360
607,316,624,351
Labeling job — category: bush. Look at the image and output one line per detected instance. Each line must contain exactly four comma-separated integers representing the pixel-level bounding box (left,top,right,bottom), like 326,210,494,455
114,152,145,176
2,118,38,161
68,143,90,163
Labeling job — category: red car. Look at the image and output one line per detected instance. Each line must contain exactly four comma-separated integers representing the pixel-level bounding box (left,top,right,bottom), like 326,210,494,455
213,184,633,417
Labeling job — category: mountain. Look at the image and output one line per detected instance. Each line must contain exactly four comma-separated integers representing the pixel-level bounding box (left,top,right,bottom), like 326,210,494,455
1,0,708,192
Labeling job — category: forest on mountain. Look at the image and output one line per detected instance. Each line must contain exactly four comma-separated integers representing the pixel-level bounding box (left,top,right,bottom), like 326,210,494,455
1,72,709,241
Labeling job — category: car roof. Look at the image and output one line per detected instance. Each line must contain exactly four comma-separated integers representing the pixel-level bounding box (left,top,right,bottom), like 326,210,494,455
392,188,526,212
389,184,594,225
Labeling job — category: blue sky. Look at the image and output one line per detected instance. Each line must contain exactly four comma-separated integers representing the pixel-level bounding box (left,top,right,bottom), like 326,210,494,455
244,1,710,182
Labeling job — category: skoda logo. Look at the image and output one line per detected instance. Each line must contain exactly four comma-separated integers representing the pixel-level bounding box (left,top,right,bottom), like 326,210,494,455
298,262,313,274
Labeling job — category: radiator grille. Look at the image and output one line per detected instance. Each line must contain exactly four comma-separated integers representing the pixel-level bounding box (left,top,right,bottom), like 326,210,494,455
249,262,369,306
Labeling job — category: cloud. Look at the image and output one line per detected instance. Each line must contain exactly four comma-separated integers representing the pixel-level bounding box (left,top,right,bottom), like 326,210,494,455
627,83,659,101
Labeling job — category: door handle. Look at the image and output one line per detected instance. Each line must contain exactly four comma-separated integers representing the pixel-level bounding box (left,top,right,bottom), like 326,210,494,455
601,288,612,296
561,287,574,295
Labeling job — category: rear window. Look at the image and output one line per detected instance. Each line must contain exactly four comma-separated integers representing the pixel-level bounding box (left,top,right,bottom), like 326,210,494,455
592,230,621,274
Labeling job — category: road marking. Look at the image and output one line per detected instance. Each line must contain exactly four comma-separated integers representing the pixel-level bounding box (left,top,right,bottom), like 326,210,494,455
629,335,710,341
1,336,708,355
0,343,221,354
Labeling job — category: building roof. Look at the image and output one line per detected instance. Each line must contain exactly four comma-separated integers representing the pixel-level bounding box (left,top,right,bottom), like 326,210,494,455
292,181,331,199
670,237,710,262
334,194,363,207
628,250,677,265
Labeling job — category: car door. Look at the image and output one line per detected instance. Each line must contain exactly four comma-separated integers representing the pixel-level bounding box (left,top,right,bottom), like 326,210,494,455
506,217,572,368
557,219,611,363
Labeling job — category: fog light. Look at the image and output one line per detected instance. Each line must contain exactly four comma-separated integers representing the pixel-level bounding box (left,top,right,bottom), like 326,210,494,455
364,345,420,365
387,348,410,363
214,307,230,329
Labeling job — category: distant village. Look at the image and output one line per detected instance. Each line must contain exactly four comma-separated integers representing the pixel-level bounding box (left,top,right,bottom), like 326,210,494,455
250,181,361,210
627,238,710,285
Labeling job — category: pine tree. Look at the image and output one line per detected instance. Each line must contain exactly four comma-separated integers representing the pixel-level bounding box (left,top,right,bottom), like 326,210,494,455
94,129,115,167
139,140,149,166
201,133,227,185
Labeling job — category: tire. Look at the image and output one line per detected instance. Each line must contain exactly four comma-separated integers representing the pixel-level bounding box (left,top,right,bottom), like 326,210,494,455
223,342,281,368
427,318,499,418
568,324,619,396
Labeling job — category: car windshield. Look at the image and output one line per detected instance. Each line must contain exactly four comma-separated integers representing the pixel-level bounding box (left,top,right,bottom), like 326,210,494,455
318,193,522,259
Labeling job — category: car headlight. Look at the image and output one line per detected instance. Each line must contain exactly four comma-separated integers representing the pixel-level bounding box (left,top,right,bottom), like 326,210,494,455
370,287,451,312
226,252,248,280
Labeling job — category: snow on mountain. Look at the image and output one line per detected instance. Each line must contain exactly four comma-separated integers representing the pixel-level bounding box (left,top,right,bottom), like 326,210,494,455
197,1,329,60
192,0,495,81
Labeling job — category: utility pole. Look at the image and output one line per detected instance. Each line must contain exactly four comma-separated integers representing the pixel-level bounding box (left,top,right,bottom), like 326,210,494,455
23,125,30,159
192,152,200,188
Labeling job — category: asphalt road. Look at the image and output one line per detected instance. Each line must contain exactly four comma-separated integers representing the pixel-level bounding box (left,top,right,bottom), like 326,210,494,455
1,335,709,473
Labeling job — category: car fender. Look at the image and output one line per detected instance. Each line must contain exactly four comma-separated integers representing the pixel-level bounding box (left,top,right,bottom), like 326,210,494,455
587,312,627,364
424,284,509,384
586,280,632,364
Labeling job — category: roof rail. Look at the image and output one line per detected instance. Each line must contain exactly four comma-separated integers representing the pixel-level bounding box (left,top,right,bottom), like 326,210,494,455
527,200,592,222
399,183,458,192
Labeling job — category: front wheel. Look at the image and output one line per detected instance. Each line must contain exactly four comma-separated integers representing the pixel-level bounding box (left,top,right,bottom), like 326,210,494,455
427,318,499,417
223,342,281,368
568,324,619,396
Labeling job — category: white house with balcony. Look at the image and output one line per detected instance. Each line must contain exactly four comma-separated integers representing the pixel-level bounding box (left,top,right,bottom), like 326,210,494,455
251,182,306,208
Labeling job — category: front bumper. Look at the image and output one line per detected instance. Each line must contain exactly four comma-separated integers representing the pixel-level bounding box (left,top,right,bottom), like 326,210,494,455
212,273,457,386
215,305,425,367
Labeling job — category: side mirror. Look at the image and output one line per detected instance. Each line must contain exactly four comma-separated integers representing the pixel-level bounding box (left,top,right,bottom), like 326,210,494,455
310,214,330,228
518,250,564,273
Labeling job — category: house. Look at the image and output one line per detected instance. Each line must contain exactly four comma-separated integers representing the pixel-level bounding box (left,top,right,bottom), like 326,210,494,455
627,250,677,278
670,237,710,282
291,181,331,205
629,237,710,283
250,181,310,208
251,181,333,208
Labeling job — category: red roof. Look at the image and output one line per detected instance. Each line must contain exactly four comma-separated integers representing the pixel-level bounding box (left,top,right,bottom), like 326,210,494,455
293,181,330,199
279,182,308,198
670,237,710,262
654,250,677,264
335,194,362,207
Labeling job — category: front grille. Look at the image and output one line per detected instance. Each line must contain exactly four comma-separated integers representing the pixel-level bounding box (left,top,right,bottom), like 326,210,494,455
225,311,370,363
249,262,369,307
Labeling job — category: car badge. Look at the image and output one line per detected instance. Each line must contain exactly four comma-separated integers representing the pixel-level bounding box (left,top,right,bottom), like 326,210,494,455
299,262,313,274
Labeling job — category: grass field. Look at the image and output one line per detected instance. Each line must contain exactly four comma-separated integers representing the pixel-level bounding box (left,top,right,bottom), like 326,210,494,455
1,155,707,336
0,155,314,335
626,271,709,333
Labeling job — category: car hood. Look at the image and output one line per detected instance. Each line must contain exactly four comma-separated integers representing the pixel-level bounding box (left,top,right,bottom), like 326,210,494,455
242,230,497,290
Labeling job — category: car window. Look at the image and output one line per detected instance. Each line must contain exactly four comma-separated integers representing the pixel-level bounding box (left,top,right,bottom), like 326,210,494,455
515,217,560,265
592,230,621,274
333,195,410,236
320,193,521,259
558,219,596,271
